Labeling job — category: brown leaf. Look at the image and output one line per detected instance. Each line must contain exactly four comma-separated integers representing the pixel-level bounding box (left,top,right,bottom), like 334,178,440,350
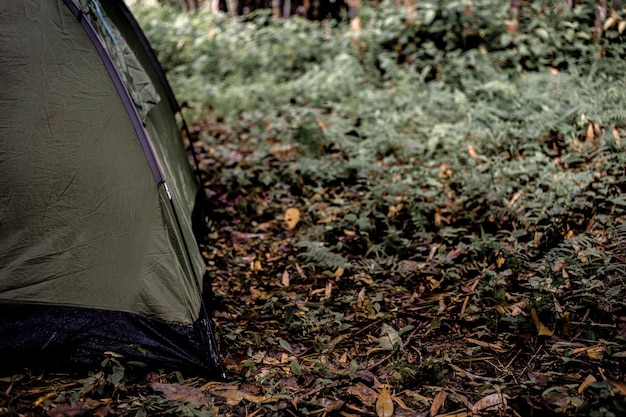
47,401,93,417
151,382,211,403
429,389,447,416
348,382,378,406
318,398,345,412
608,377,626,396
376,385,394,417
472,392,509,412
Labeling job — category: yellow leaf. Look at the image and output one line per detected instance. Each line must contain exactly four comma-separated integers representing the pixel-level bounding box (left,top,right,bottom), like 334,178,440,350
496,257,505,268
586,122,595,141
586,346,605,360
376,386,394,417
531,308,553,337
429,389,447,416
335,267,345,277
612,125,621,142
604,16,617,30
578,374,597,394
325,281,333,299
250,260,262,271
284,207,300,230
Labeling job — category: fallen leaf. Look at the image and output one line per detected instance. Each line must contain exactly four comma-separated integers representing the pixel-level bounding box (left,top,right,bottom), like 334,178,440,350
318,398,345,413
608,377,626,396
578,374,597,394
216,389,279,406
376,385,394,417
47,401,94,417
531,308,553,336
379,323,403,350
285,207,300,230
468,144,479,158
430,389,447,416
151,382,211,403
586,122,595,141
281,270,290,286
464,337,506,352
472,392,509,412
348,382,378,406
586,346,605,360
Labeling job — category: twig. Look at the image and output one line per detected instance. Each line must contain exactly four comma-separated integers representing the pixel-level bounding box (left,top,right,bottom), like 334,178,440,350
519,345,543,379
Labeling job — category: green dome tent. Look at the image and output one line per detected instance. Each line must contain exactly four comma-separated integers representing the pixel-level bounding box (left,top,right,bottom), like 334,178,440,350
0,0,223,377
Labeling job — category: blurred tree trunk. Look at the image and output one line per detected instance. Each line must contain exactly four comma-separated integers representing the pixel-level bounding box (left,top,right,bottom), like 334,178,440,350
593,0,608,41
348,0,361,34
509,0,521,33
226,0,238,15
272,0,281,17
180,0,198,12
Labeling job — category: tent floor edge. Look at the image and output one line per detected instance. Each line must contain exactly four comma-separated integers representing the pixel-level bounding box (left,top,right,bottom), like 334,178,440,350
0,303,222,377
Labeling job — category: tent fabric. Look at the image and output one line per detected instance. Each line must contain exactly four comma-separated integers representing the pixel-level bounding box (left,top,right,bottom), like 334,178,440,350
0,0,222,376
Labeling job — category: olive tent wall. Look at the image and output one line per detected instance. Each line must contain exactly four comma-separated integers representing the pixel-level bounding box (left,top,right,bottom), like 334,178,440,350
0,0,223,376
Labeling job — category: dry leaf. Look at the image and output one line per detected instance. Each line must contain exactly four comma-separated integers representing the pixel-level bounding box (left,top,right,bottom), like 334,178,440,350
281,270,290,287
376,386,394,417
151,382,211,403
578,374,597,394
586,122,595,141
250,260,262,271
216,389,278,406
325,281,333,299
472,392,509,412
430,389,447,416
612,125,621,140
531,308,553,336
468,144,479,158
586,346,605,360
47,401,94,417
496,257,505,268
464,337,506,352
619,20,626,34
285,207,300,230
348,382,378,406
608,377,626,396
318,398,345,413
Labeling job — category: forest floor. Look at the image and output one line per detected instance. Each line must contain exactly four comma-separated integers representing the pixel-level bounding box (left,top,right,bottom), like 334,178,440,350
4,2,626,416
